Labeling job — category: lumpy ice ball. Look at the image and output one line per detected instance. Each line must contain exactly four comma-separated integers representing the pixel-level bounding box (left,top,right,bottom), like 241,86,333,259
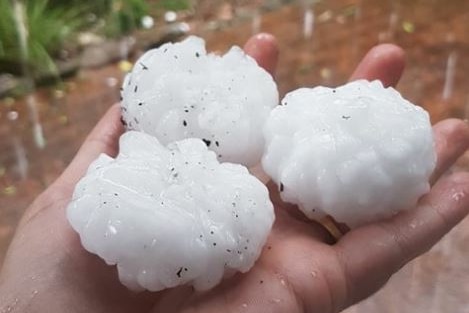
67,131,274,291
262,80,436,227
120,36,279,167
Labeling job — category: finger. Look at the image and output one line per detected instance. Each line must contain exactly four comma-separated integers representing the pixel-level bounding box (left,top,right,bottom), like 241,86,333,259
243,33,279,76
350,44,405,87
53,104,124,193
431,118,469,184
334,171,469,305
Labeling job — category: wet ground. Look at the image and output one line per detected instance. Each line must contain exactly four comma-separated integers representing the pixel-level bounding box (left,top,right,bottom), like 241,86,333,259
1,0,469,311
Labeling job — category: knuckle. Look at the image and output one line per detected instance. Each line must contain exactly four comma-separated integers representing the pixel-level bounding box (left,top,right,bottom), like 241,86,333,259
22,187,70,224
446,171,469,187
440,118,469,142
378,222,413,265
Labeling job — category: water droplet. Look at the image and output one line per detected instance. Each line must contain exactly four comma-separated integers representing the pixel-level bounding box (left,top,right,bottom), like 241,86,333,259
7,111,18,121
311,271,318,278
452,191,465,201
0,299,15,312
105,77,118,88
241,303,248,308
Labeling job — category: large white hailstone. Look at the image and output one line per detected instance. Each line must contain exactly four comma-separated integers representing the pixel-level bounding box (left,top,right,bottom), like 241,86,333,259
262,80,436,228
67,131,274,292
120,36,279,167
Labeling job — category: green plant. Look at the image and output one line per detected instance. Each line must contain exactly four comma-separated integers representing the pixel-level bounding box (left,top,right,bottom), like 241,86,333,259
0,0,88,79
49,0,111,17
49,0,148,37
48,0,151,38
157,0,191,12
103,0,149,37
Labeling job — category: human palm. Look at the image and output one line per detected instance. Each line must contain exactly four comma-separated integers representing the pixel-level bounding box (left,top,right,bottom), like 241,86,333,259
1,34,468,313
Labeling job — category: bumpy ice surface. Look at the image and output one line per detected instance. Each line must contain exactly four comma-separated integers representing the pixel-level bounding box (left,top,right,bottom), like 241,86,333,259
121,36,279,167
67,131,274,291
262,80,436,227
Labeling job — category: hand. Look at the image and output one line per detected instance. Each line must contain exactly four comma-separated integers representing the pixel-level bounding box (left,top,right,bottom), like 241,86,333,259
1,34,468,313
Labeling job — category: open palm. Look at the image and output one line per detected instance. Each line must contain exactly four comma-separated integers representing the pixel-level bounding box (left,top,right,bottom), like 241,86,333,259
1,34,468,313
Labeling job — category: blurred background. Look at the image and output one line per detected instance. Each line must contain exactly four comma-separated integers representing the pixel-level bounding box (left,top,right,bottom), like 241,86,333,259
0,0,468,311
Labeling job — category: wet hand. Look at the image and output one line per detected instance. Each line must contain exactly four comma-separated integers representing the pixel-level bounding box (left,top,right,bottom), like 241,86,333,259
1,34,468,313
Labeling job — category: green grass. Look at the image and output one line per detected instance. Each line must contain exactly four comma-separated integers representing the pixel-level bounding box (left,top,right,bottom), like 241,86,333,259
103,0,149,37
0,0,197,92
50,0,151,38
0,0,151,81
0,0,87,78
157,0,191,12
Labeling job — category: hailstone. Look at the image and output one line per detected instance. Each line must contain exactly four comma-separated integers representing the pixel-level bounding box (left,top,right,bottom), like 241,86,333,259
262,80,436,227
120,36,279,167
67,131,274,291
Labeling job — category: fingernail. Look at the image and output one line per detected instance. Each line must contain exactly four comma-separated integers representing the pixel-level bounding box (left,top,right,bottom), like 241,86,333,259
255,33,276,44
255,33,270,40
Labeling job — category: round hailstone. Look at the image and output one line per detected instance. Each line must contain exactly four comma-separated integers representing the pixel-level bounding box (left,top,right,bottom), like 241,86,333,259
120,36,278,167
67,131,274,292
262,80,436,228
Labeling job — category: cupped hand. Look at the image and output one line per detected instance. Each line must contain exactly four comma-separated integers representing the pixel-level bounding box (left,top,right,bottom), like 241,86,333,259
1,34,468,313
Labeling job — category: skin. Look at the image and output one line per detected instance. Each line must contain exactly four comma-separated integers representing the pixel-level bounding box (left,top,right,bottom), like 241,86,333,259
1,33,469,313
